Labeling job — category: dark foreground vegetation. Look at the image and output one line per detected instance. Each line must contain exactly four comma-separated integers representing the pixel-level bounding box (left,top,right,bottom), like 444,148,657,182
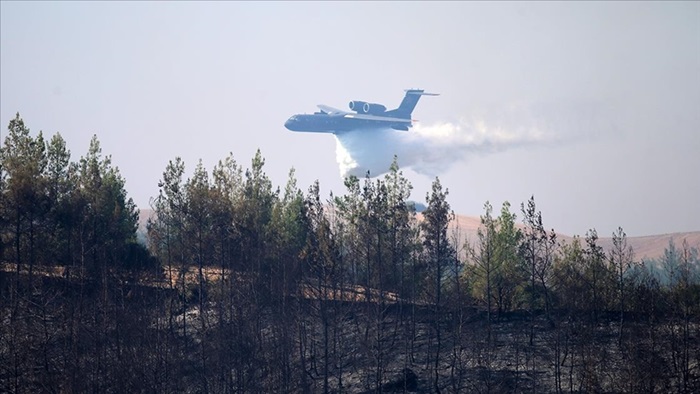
1,114,699,393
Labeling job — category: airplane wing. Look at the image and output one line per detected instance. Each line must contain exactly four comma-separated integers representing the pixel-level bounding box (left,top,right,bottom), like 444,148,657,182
318,104,412,124
343,113,412,123
317,104,347,115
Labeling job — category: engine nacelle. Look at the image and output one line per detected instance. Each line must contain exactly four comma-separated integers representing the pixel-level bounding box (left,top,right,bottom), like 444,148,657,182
348,101,367,112
349,101,387,115
362,102,387,115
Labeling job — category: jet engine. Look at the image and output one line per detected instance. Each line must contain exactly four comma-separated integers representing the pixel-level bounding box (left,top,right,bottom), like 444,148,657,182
362,102,387,115
348,101,367,112
349,101,387,115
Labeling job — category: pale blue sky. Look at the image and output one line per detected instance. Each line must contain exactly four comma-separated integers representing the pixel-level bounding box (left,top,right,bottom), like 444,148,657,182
2,1,698,236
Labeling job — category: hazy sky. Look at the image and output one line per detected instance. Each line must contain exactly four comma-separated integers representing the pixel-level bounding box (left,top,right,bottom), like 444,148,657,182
2,1,698,237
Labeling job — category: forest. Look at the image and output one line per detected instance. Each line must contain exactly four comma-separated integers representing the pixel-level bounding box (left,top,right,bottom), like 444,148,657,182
1,113,698,393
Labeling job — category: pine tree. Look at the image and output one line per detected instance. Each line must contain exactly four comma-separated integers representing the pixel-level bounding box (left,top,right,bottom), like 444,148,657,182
609,226,634,346
422,177,454,393
1,113,48,279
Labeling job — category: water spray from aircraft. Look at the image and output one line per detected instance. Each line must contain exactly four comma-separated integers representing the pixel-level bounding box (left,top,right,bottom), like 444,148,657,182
334,100,614,178
333,117,548,178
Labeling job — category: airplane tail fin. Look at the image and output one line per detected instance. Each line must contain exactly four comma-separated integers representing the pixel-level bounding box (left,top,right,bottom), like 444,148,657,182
386,89,439,119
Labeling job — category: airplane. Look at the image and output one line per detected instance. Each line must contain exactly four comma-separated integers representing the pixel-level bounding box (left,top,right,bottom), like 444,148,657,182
284,89,439,133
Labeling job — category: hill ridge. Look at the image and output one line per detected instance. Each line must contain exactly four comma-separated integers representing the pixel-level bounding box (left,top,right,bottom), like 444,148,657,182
139,209,699,261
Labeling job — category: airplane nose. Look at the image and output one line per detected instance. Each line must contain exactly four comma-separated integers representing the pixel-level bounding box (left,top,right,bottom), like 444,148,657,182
284,118,297,131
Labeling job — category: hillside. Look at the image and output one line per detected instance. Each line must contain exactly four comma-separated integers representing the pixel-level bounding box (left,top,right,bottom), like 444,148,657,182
448,213,700,261
139,209,699,261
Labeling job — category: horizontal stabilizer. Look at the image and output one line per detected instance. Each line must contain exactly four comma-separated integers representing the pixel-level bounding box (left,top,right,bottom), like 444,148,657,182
405,90,440,96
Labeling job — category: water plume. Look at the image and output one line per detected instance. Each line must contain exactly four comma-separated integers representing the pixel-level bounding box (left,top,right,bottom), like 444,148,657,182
334,100,612,178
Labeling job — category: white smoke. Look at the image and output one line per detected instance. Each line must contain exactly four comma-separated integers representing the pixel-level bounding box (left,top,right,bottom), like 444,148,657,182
335,100,612,178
